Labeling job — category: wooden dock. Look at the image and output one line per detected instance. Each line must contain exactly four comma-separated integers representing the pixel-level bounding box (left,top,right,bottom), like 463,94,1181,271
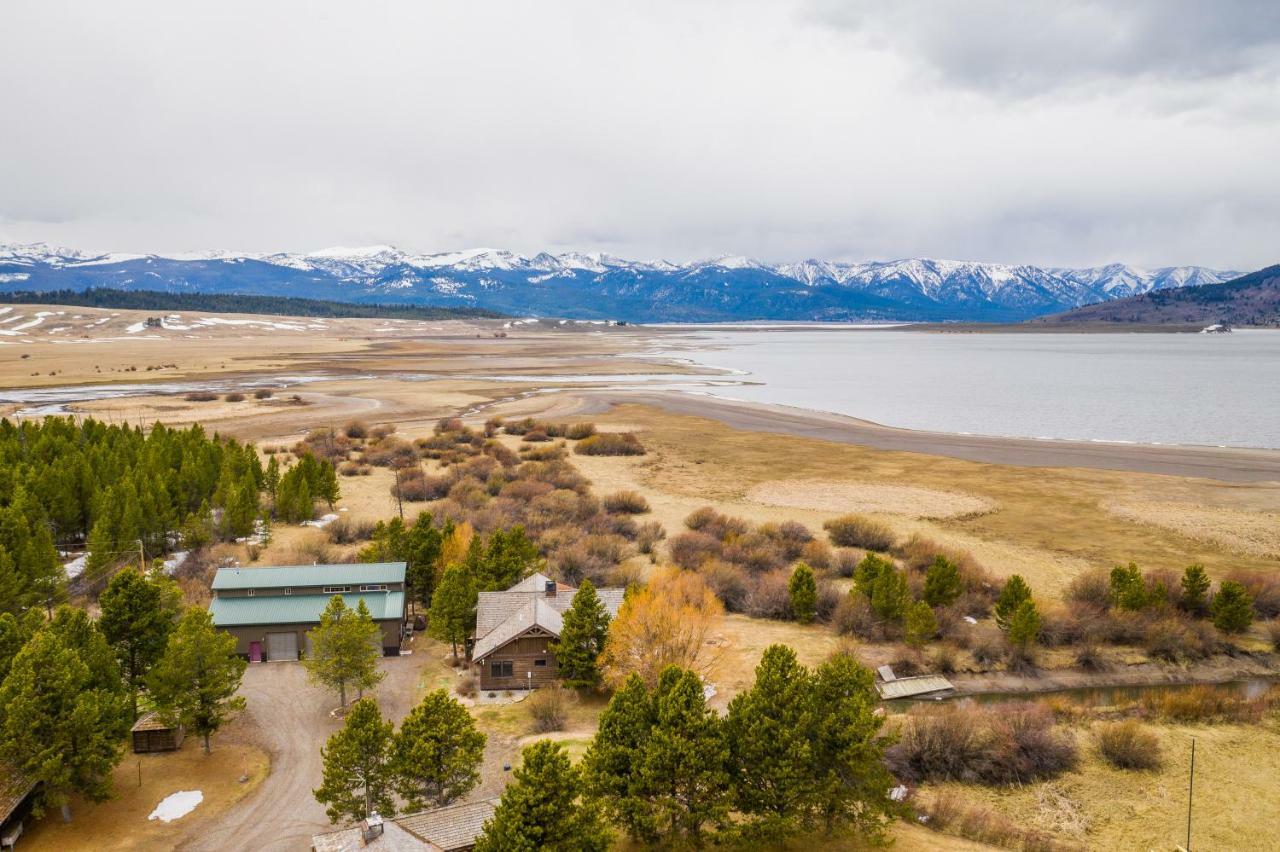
876,673,955,700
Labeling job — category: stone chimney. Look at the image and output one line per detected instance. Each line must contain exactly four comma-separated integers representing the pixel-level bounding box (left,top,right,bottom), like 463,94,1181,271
544,579,557,598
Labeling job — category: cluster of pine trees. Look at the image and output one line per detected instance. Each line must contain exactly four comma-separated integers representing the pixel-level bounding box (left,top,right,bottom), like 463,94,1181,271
0,416,341,612
0,568,246,821
471,645,898,849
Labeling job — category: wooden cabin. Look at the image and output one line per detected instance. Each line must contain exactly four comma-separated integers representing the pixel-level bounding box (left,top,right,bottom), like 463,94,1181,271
131,711,185,753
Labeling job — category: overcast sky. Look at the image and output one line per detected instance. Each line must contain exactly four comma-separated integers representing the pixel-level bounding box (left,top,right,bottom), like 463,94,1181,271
2,0,1278,269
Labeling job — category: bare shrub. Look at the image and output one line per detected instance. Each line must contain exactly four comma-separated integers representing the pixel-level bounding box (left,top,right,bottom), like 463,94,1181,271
815,581,841,622
636,521,666,556
1074,644,1107,671
916,790,1078,852
326,517,376,544
744,570,793,620
566,422,597,440
831,548,863,578
363,437,418,467
520,443,566,461
455,677,478,699
223,392,245,402
832,593,885,641
602,490,650,514
1141,685,1277,724
337,460,368,477
799,538,833,570
523,429,551,443
888,701,1077,785
933,645,958,674
574,432,646,456
1096,720,1162,770
341,420,368,439
184,391,218,402
503,417,537,436
1067,568,1112,613
1269,620,1280,651
823,514,895,551
668,531,723,570
970,633,1006,666
720,535,788,574
526,686,575,733
683,507,749,538
253,388,274,400
1228,570,1280,619
699,559,751,612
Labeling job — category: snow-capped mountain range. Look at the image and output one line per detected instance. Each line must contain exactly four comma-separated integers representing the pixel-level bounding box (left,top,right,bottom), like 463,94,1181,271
0,242,1244,322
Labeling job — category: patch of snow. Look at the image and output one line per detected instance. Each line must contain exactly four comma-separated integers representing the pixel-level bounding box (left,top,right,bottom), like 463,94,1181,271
64,554,88,580
963,616,978,625
890,785,909,802
10,316,44,331
0,273,30,283
125,321,149,334
162,551,189,575
303,513,340,529
148,790,203,822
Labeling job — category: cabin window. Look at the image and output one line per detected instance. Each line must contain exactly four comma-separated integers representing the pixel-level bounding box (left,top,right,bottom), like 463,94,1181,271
283,588,292,595
360,584,388,592
247,589,255,597
490,661,513,678
534,659,548,667
323,586,351,594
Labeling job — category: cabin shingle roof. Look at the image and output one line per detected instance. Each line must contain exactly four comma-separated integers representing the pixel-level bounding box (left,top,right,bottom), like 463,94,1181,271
471,574,623,660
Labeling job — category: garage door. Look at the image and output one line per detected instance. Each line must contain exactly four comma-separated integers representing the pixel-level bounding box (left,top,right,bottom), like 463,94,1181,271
266,631,299,662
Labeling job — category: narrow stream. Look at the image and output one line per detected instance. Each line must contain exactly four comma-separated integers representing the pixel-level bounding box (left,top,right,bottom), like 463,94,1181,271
884,677,1276,713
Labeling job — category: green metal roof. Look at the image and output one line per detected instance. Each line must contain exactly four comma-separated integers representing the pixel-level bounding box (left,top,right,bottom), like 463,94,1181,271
211,562,406,591
209,592,405,627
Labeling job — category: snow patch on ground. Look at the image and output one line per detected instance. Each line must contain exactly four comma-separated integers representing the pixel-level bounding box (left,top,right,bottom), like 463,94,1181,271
148,790,203,822
303,513,340,528
125,321,148,334
64,554,88,580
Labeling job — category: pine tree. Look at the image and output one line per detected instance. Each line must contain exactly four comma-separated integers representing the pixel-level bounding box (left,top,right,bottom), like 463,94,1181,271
314,698,396,823
46,606,128,703
0,611,38,682
582,674,657,841
869,565,909,623
467,526,542,591
550,579,611,688
264,455,280,504
317,459,340,508
852,553,892,599
810,654,897,838
1109,563,1151,611
923,555,963,607
474,740,610,852
1211,581,1254,634
0,630,127,821
994,574,1033,630
304,596,385,708
725,644,817,840
429,564,478,662
404,514,445,610
99,567,182,720
147,608,247,753
904,600,938,649
639,666,731,845
1180,564,1211,617
788,562,818,624
390,689,486,810
1007,598,1042,653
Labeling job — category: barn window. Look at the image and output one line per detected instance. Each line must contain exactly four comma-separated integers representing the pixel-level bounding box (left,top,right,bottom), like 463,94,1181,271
490,661,513,678
360,584,388,592
534,659,548,667
323,586,351,594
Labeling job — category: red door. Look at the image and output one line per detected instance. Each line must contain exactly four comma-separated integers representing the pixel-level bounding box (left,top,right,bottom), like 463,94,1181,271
249,641,262,663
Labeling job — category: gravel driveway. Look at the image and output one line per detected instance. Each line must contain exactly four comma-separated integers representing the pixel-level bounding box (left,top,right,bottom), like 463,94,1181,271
184,655,428,852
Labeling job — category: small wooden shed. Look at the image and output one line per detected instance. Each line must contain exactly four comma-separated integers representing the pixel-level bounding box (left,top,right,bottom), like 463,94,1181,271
131,712,185,753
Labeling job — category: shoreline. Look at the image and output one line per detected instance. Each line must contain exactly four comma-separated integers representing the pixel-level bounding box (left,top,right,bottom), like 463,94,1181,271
945,655,1280,700
564,389,1280,483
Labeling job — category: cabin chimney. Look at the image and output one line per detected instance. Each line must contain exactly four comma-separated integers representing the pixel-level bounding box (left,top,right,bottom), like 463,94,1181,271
544,580,557,598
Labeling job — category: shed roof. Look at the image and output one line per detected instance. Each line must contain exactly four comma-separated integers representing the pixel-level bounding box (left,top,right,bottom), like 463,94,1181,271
131,711,176,733
0,762,35,826
211,562,406,591
209,591,404,627
398,798,499,850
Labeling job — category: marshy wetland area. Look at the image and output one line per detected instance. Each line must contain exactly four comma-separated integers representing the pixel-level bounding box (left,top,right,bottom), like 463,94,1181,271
4,304,1280,851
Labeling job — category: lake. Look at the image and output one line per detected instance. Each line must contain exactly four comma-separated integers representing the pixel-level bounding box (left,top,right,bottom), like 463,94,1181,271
659,328,1280,449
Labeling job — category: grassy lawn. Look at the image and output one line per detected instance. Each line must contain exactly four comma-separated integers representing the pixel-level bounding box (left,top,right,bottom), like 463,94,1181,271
20,740,268,852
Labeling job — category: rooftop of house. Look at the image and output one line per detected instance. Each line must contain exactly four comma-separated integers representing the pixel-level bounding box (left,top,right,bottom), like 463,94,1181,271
310,799,499,852
0,762,35,827
209,591,405,627
211,562,406,591
472,573,624,660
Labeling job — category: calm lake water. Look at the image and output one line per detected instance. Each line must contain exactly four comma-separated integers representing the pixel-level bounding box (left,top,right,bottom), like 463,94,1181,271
662,329,1280,449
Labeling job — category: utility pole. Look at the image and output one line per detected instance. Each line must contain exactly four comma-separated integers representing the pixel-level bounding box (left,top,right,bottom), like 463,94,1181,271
1186,737,1196,851
138,538,146,573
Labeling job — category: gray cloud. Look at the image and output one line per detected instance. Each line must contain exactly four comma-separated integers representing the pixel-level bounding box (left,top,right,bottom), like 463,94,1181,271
805,1,1280,98
0,0,1277,270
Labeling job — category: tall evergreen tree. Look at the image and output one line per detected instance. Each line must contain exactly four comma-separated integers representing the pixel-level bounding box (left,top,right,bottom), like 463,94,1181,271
429,564,478,661
994,574,1033,630
390,689,486,810
99,567,182,720
147,608,247,753
46,606,129,705
582,674,657,840
923,555,964,608
474,740,610,852
788,562,817,624
904,600,938,649
1180,564,1212,617
869,565,910,623
304,596,385,708
725,645,817,840
1212,581,1254,634
549,580,611,688
852,553,892,599
0,630,127,821
1007,598,1042,654
314,698,396,823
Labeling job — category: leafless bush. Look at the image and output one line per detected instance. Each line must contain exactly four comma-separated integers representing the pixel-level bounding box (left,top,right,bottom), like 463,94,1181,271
1228,570,1280,618
720,535,788,574
223,392,245,402
1141,684,1278,724
327,517,376,544
503,417,537,436
823,514,895,551
915,790,1079,852
253,388,274,400
363,437,418,467
832,593,887,641
184,391,218,402
343,420,368,439
523,429,552,443
636,521,666,556
520,443,566,461
744,570,793,620
799,538,833,570
455,677,478,699
683,507,748,538
815,581,841,622
668,531,723,570
602,490,650,514
1096,720,1162,770
526,686,575,733
699,560,751,612
1066,568,1112,613
566,422,597,440
337,461,371,477
831,548,863,578
574,432,646,456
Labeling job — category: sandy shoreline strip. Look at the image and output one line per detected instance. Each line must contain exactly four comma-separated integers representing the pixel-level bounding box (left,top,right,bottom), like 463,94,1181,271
568,390,1280,484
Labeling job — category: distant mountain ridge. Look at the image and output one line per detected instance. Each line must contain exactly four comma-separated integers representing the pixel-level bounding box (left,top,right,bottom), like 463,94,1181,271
0,242,1244,323
1033,265,1280,327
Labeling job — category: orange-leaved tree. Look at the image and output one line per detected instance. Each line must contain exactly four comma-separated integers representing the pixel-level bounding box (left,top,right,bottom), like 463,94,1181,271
600,568,723,688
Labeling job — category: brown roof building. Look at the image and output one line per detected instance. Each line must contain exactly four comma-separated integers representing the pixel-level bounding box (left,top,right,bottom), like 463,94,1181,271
311,798,499,852
470,573,623,691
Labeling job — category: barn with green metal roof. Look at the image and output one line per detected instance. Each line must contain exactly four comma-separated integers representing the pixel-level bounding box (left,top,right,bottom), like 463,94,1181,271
209,562,407,661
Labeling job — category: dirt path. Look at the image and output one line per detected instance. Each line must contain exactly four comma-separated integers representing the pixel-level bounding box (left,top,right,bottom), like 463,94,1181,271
185,655,428,852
